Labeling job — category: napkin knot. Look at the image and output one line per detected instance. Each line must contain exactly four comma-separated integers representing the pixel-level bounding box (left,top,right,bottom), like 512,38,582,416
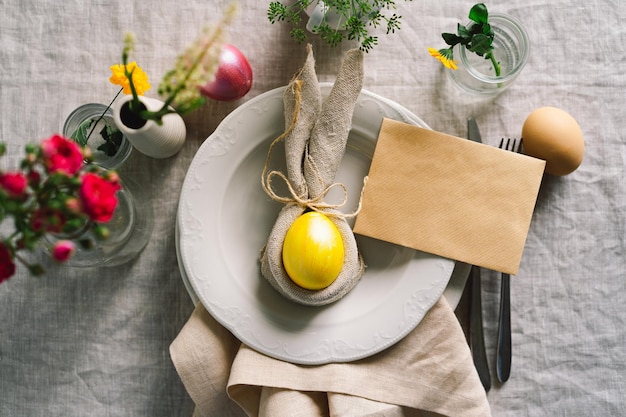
260,79,367,219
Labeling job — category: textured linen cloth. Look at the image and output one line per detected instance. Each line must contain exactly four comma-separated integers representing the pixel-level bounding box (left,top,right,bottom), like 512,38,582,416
1,1,625,416
170,297,491,417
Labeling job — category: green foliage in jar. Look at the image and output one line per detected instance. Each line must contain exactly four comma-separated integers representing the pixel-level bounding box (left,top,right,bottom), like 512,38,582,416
267,0,412,52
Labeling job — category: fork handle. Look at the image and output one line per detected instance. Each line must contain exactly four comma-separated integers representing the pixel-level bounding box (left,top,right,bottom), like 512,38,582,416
469,265,491,391
496,273,512,382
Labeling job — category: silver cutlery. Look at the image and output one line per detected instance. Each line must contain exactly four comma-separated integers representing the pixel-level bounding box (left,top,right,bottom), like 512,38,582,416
466,118,491,392
496,270,511,383
469,264,491,391
495,137,522,383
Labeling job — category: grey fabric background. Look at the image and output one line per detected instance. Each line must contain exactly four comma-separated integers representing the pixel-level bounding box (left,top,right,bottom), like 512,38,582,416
1,0,624,416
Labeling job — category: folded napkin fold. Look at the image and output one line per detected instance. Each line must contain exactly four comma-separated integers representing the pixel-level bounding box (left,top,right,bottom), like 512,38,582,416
170,296,491,417
354,118,546,275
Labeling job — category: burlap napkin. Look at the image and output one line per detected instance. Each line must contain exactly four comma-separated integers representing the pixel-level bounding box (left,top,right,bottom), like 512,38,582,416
354,118,546,275
260,45,365,306
170,296,491,417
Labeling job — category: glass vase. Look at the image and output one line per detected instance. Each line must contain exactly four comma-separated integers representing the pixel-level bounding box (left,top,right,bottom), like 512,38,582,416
63,103,133,170
41,174,153,267
446,13,530,95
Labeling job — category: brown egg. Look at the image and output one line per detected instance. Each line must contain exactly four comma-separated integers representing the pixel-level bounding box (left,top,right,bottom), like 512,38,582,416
521,107,584,176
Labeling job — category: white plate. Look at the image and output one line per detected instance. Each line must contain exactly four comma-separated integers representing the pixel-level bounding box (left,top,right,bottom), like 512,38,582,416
177,84,456,365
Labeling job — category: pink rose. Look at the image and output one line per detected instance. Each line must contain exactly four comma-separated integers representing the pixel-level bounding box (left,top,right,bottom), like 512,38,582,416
79,173,121,223
0,172,27,197
0,242,16,283
41,134,84,175
51,240,76,262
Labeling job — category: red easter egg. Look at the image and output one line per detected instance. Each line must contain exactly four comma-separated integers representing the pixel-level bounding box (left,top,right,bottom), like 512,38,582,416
200,44,253,101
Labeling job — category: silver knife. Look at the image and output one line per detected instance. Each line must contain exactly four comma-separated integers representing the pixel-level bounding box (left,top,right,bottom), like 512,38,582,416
497,273,511,382
466,118,491,392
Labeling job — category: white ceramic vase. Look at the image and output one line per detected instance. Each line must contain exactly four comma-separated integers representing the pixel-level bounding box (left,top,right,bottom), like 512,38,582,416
113,95,186,159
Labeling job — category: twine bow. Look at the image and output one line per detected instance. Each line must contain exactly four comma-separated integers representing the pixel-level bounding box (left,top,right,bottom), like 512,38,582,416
260,80,367,218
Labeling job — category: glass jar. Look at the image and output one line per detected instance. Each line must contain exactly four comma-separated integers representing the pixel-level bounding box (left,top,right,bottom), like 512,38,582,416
63,103,133,169
446,13,530,95
41,174,153,267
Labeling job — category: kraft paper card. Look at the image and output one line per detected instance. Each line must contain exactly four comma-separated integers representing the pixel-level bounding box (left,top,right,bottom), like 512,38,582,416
353,118,546,275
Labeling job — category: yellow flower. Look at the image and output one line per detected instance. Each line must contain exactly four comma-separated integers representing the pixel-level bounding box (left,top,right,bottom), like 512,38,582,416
428,47,458,70
109,61,151,95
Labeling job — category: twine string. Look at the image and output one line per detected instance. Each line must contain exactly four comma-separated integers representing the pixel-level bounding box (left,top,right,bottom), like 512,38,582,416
260,80,367,219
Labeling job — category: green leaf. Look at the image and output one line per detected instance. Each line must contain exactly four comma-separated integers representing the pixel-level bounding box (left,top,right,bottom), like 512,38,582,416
359,36,378,52
457,23,470,38
443,32,463,46
290,28,307,43
96,124,122,157
27,263,45,276
368,11,384,29
267,1,288,23
466,22,483,37
71,119,93,147
346,15,367,40
469,3,488,24
385,14,401,34
96,141,116,157
318,24,344,47
108,126,123,147
482,23,493,37
468,33,492,56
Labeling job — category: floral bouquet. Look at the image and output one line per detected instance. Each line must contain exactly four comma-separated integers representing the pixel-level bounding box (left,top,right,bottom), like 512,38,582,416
0,135,120,283
82,3,249,160
428,3,501,75
110,3,239,128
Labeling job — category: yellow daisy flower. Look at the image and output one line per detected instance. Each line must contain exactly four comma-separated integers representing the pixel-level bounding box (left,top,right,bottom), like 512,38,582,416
428,47,458,70
109,61,151,95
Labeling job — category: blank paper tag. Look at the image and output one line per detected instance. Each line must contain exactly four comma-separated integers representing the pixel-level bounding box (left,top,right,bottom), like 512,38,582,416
353,118,545,274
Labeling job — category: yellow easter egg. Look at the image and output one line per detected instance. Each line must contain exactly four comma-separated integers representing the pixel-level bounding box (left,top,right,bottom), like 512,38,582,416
282,212,345,290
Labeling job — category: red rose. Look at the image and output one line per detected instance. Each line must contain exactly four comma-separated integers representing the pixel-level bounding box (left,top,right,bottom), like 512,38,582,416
79,173,121,223
41,134,84,175
0,172,27,197
27,170,42,187
0,242,16,283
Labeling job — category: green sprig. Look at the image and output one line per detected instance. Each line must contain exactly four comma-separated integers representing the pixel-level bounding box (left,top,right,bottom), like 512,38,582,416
438,3,501,76
268,0,412,53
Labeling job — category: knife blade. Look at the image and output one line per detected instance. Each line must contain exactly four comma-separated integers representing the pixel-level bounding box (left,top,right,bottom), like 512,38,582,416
496,273,512,382
469,265,491,391
466,118,491,392
467,117,482,144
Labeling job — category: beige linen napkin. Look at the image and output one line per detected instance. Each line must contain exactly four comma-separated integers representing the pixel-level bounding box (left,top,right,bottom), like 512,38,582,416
353,118,546,275
170,296,491,417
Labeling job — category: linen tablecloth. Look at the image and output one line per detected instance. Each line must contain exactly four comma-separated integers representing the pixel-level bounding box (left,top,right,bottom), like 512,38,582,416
1,1,624,416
